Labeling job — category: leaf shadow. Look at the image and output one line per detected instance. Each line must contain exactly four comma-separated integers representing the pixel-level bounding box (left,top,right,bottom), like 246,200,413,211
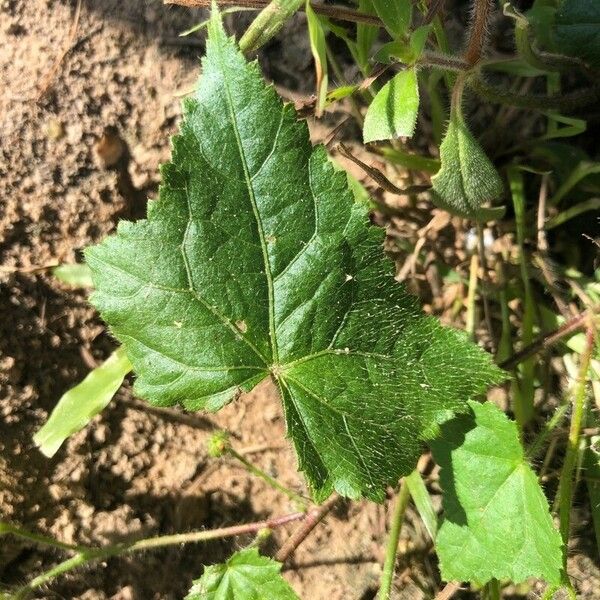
431,408,479,528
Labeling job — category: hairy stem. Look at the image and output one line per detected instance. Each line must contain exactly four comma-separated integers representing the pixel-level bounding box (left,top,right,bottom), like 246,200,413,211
556,325,595,547
229,448,309,507
165,0,382,26
0,522,89,553
377,481,411,600
467,75,600,111
9,512,306,597
275,493,339,562
499,310,595,371
464,0,493,66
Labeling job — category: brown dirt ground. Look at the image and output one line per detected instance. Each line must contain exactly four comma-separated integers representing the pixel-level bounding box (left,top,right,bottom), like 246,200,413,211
1,1,599,599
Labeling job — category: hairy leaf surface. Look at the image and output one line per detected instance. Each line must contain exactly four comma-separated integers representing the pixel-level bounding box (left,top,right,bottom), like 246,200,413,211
86,11,503,502
185,548,299,599
363,69,419,142
431,110,503,220
431,401,563,585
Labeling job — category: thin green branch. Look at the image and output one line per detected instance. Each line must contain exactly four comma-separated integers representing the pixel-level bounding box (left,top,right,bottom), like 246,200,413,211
377,481,411,600
7,511,307,598
228,448,309,508
0,522,89,553
556,324,595,547
467,75,600,112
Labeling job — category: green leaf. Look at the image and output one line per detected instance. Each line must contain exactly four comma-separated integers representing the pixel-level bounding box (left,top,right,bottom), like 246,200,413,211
372,0,411,39
363,69,419,142
52,263,94,288
431,111,504,219
431,401,563,586
552,0,600,67
185,548,299,600
306,0,328,116
33,347,132,457
86,9,503,502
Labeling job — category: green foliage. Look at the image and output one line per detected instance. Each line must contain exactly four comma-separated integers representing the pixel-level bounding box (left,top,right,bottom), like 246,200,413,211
363,69,419,142
552,0,600,66
185,548,299,599
431,401,563,586
33,348,132,457
431,109,504,220
372,0,411,39
86,11,502,502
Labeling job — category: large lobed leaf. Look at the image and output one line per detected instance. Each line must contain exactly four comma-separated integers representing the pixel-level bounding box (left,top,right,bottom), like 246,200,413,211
86,10,503,502
185,548,299,599
431,401,563,586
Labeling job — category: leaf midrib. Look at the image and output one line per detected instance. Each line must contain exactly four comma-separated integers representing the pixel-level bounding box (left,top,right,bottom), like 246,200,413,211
214,38,279,364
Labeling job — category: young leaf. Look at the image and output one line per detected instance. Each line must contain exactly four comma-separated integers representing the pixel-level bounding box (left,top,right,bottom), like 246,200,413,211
185,548,299,599
431,401,563,586
431,110,504,219
306,0,328,117
86,9,503,502
33,347,132,457
363,69,419,142
372,0,412,39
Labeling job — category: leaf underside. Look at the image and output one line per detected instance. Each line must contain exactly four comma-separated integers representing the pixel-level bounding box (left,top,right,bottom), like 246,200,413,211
185,548,299,600
431,401,563,586
86,10,503,502
553,0,600,67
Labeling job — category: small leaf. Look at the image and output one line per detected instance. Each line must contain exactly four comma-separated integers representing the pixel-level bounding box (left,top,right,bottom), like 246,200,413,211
410,25,431,58
363,69,419,142
87,9,503,502
372,0,412,39
306,0,328,116
431,111,503,219
33,348,132,457
431,401,563,586
185,548,299,600
52,263,94,288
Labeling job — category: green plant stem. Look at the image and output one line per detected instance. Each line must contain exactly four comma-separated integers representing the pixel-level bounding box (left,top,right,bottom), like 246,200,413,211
556,325,595,547
165,0,382,27
509,167,535,430
527,403,570,461
228,448,309,507
484,578,501,600
0,522,88,553
466,253,479,340
9,511,306,597
499,310,594,371
467,75,600,112
377,480,411,600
